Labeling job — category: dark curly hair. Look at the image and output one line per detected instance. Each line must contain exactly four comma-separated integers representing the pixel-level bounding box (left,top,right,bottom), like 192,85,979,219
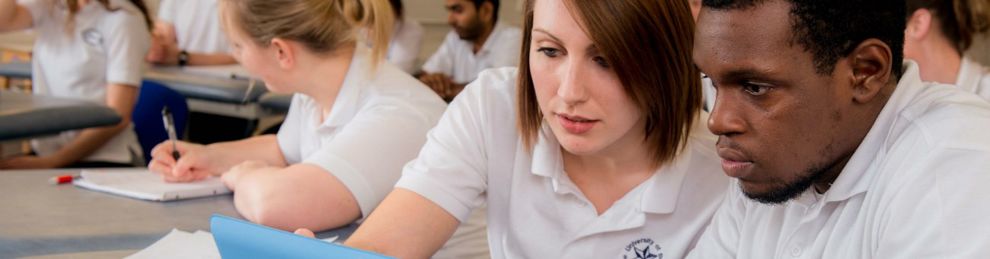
702,0,906,77
472,0,500,25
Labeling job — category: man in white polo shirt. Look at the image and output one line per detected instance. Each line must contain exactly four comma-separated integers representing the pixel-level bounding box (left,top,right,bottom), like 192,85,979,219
418,0,521,101
690,0,990,258
146,0,235,66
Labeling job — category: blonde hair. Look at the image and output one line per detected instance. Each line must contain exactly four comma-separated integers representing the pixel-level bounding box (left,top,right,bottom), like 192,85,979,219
908,0,990,52
221,0,394,67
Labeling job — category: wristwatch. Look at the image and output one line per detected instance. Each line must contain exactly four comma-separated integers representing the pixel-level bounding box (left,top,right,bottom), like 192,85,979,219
177,50,190,66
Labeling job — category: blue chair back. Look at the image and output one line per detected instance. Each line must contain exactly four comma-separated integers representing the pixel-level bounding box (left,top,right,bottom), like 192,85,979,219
132,80,188,165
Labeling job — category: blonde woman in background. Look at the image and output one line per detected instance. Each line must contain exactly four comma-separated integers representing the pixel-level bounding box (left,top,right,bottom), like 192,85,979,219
905,0,990,98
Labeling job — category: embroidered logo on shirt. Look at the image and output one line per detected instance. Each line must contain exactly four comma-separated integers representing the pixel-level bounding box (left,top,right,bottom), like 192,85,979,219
82,28,103,46
623,238,663,259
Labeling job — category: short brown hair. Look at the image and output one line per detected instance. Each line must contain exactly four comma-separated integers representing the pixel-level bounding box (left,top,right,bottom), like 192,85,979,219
517,0,702,166
220,0,394,66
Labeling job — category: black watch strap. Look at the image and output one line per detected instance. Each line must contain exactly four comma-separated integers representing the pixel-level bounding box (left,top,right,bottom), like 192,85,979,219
178,50,190,66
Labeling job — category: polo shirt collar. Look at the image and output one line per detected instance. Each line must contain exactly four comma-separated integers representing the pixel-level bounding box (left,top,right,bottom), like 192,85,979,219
530,120,702,215
956,57,985,93
825,61,925,203
473,22,508,56
322,45,372,128
639,135,693,214
530,124,569,191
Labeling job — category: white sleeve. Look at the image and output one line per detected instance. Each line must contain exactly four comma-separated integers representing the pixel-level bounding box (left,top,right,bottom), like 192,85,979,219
687,182,743,259
301,97,443,218
420,31,457,75
873,140,990,258
488,28,522,68
387,19,424,74
156,0,177,23
104,12,150,87
393,77,494,223
17,0,50,26
275,94,304,164
702,75,716,112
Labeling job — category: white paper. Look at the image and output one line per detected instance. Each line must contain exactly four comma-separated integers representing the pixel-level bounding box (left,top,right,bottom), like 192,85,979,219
126,229,220,259
74,169,231,201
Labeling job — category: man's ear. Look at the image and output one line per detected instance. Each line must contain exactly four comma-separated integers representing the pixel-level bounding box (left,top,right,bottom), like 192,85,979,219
270,38,295,70
906,9,933,41
847,38,894,104
479,1,495,24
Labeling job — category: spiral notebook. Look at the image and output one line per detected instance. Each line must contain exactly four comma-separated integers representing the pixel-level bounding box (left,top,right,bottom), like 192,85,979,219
74,169,231,201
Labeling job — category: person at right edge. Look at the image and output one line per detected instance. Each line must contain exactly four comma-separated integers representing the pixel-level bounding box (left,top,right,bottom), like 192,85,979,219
904,0,990,99
688,0,990,258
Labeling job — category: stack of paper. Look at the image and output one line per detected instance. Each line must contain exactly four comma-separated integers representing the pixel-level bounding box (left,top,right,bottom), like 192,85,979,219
126,229,220,259
74,169,231,201
127,228,340,258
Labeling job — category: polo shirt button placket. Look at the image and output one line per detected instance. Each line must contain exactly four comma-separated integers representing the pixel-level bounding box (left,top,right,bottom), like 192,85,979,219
789,244,803,257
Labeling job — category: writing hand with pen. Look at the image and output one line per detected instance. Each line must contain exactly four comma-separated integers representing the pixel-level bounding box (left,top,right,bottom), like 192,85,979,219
147,141,234,182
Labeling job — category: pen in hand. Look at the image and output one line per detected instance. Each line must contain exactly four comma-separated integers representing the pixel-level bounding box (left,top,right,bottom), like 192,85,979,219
161,106,181,161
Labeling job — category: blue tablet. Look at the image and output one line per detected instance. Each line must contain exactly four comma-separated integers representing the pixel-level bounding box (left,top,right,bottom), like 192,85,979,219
210,214,392,258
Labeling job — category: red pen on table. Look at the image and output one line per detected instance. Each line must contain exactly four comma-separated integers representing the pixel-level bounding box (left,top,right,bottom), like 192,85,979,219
49,174,79,185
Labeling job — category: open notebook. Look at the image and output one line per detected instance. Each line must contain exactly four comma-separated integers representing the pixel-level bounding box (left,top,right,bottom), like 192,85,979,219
74,169,230,201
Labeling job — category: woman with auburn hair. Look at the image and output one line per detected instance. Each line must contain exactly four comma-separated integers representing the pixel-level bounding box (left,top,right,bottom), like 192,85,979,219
904,0,990,98
301,0,729,257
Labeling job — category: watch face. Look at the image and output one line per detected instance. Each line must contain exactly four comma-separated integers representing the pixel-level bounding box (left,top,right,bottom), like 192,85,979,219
179,51,189,65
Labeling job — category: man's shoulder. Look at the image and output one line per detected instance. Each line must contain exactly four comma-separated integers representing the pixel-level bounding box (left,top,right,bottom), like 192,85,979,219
897,83,990,150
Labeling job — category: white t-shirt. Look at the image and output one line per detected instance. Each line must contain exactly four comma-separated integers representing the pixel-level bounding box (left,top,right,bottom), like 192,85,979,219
21,0,150,164
276,46,446,218
688,62,990,258
395,68,730,258
386,17,424,74
156,0,229,54
955,56,990,101
421,23,521,84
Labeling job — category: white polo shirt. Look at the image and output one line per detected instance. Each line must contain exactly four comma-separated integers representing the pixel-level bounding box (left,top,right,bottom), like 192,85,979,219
702,74,716,112
420,23,521,84
21,0,150,164
276,46,446,219
955,57,990,101
395,68,730,258
157,0,229,54
688,62,990,258
386,17,424,74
